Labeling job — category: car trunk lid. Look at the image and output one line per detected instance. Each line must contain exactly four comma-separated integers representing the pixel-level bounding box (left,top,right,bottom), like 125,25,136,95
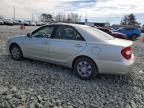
107,38,133,47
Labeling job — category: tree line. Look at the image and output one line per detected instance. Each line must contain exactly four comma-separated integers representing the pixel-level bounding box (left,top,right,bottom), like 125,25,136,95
40,13,81,23
120,14,140,26
40,13,143,27
0,13,143,27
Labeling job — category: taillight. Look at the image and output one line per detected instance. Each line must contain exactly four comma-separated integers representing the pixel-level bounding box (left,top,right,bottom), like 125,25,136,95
121,46,132,60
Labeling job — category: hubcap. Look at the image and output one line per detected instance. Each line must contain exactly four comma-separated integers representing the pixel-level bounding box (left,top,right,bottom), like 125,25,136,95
77,61,92,77
11,47,20,59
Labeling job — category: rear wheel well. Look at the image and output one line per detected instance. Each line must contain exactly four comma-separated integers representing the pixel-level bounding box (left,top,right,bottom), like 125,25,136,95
131,34,138,36
131,34,138,40
72,55,98,70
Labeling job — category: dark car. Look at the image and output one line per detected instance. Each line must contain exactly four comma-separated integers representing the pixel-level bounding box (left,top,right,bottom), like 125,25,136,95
141,29,144,33
97,27,128,40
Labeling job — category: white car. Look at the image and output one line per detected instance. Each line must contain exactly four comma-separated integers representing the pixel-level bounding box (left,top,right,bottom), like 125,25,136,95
36,21,43,26
6,23,135,80
23,21,30,26
0,19,4,25
30,21,36,26
4,19,14,25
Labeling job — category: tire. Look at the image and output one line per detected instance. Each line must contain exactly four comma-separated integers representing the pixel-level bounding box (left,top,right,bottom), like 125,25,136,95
10,44,23,60
73,57,98,80
131,35,137,41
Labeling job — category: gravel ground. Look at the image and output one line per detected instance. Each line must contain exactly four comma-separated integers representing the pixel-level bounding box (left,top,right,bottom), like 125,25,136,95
0,25,144,108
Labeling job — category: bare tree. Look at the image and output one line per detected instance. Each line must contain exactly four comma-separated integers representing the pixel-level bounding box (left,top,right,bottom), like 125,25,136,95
54,13,81,23
121,14,140,26
54,14,66,22
67,13,81,23
0,15,3,20
40,13,53,23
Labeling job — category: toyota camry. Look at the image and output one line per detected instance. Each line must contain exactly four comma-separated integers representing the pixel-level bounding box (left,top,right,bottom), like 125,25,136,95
6,23,135,80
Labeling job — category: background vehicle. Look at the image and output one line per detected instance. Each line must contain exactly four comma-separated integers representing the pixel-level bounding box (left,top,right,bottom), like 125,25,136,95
36,21,43,26
4,19,14,25
23,21,30,26
113,27,141,41
13,20,22,25
30,21,36,26
141,29,144,37
0,19,4,25
97,27,128,40
6,24,135,80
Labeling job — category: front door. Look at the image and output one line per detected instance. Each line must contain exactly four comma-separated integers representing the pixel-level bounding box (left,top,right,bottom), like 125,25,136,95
23,26,55,60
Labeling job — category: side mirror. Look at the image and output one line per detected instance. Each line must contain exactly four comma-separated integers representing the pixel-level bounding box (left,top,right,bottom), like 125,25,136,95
27,33,32,38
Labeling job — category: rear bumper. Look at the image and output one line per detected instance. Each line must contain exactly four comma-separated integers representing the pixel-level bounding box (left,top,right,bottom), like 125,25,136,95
95,54,135,74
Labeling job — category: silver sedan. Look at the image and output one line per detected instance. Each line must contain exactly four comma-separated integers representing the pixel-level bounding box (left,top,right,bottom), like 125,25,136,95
6,23,135,80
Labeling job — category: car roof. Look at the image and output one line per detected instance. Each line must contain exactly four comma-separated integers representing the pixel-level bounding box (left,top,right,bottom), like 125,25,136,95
39,23,115,43
44,23,89,28
121,27,137,29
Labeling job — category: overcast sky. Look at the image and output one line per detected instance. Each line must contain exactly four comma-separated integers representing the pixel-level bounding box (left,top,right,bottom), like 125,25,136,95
0,0,144,24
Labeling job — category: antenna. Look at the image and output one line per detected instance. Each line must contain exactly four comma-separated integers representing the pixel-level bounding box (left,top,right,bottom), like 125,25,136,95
85,9,88,24
13,6,15,20
32,12,34,21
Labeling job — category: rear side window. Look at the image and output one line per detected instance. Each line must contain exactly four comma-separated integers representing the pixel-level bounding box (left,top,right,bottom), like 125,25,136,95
83,27,114,40
123,28,135,31
128,28,133,30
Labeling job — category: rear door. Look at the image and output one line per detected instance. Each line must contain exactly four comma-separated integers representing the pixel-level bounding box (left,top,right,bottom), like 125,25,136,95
48,25,86,63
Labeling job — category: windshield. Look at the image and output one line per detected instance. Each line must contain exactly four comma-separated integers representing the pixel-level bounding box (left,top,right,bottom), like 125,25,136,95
83,26,114,40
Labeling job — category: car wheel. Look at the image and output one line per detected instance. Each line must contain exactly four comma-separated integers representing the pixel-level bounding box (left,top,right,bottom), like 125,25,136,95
73,57,98,80
10,44,23,60
131,35,137,41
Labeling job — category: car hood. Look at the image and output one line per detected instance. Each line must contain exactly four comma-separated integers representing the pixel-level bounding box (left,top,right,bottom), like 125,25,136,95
10,35,26,38
106,38,133,47
8,35,26,41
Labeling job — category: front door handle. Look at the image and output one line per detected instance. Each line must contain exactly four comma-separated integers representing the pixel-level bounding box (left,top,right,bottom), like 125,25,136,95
74,44,83,47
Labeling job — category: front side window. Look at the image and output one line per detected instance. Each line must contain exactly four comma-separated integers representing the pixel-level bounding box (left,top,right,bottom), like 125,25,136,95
119,28,134,31
55,26,84,41
32,26,54,38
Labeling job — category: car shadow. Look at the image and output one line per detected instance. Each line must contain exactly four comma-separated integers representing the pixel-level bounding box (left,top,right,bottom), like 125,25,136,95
0,54,134,84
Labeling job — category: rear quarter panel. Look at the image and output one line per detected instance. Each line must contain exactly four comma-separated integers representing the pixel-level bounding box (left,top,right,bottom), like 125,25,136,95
68,42,124,69
134,29,141,37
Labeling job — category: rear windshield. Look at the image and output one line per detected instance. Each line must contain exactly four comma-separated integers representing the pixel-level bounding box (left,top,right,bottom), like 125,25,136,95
83,26,114,40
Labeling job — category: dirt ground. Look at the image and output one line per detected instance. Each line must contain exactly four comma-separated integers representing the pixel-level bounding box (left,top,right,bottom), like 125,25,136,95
0,25,38,41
